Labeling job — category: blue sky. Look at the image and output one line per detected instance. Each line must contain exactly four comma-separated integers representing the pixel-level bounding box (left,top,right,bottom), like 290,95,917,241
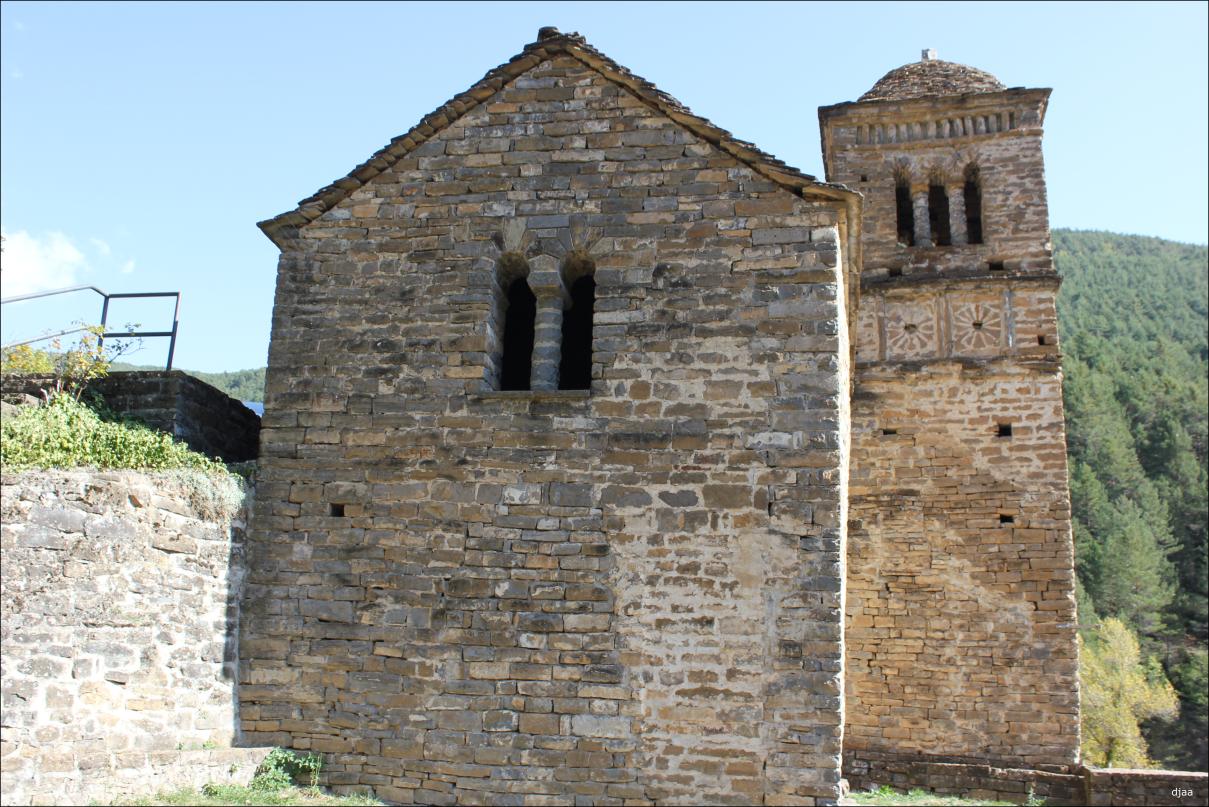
2,1,1206,373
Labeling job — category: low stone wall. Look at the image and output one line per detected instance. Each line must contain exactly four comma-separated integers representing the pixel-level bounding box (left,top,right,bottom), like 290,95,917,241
25,746,272,806
2,371,260,462
845,750,1209,806
1083,768,1208,806
0,469,253,806
844,749,1084,804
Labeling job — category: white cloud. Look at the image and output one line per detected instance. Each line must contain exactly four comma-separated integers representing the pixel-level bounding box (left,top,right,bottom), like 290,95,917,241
120,259,135,274
90,238,112,256
0,228,90,298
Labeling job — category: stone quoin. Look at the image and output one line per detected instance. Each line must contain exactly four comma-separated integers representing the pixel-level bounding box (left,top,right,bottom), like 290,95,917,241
242,28,1076,805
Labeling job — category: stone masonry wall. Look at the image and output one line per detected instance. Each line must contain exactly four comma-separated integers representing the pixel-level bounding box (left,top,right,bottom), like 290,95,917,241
821,81,1079,774
820,89,1053,281
244,52,852,805
0,470,251,806
843,334,1079,768
1082,767,1209,807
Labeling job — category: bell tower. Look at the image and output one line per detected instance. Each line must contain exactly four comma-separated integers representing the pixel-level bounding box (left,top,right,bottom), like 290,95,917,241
821,53,1080,786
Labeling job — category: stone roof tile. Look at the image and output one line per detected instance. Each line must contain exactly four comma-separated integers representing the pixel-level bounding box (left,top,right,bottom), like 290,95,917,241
860,57,1005,103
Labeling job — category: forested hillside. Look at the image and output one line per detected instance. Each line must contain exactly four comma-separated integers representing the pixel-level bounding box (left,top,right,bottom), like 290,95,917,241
1055,229,1208,770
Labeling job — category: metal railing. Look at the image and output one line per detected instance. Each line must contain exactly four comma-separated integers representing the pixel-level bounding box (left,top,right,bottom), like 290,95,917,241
1,285,181,370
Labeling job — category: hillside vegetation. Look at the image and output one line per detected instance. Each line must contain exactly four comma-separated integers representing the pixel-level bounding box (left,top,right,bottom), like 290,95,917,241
1055,229,1208,770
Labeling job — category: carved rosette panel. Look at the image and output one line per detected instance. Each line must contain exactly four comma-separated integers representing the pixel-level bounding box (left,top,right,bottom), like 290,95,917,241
884,299,938,360
950,298,1004,357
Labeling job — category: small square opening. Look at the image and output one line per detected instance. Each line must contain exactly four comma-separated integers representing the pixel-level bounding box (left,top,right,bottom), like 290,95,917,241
881,428,898,436
999,514,1015,524
997,423,1013,438
988,261,1006,271
888,267,903,278
330,503,346,517
1038,335,1048,346
860,174,869,183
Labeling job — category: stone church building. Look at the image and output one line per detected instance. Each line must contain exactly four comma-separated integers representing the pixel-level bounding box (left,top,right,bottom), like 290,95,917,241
243,28,1077,805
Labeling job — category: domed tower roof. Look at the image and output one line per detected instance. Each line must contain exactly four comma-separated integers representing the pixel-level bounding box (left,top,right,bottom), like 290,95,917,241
859,49,1005,102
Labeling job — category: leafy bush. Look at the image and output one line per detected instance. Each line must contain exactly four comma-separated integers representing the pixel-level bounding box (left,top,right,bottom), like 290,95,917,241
0,394,228,474
1,324,141,401
251,748,323,792
1080,617,1179,767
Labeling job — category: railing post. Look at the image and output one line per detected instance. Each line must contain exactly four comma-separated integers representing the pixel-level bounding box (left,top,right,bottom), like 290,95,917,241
98,294,111,351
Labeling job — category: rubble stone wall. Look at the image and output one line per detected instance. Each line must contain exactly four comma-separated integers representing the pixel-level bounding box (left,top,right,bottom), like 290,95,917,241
244,53,852,805
0,470,251,806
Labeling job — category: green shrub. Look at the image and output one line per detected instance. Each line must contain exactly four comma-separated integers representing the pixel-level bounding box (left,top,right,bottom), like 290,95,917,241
251,748,323,792
0,394,228,474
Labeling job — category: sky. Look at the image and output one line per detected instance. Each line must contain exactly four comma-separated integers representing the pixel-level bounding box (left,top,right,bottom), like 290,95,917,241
2,1,1206,373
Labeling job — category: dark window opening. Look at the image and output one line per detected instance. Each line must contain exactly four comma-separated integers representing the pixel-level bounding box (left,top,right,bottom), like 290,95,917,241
888,266,903,278
928,184,952,246
881,428,898,436
1038,335,1048,346
997,423,1013,438
558,275,596,390
330,503,346,517
896,179,915,246
999,514,1015,524
988,261,1005,272
964,166,983,244
860,174,869,183
500,278,536,391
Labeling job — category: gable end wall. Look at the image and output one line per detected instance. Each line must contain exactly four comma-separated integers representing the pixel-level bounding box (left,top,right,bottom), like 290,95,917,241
245,55,851,805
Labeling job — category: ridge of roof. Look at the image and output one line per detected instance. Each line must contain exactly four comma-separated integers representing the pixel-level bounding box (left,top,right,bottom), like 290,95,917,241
258,29,855,248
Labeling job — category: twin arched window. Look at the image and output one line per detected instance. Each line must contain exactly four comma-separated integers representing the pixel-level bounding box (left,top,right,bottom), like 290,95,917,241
494,254,595,392
894,164,983,247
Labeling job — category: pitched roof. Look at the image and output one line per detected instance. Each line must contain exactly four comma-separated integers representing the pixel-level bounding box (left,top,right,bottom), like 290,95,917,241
258,27,856,248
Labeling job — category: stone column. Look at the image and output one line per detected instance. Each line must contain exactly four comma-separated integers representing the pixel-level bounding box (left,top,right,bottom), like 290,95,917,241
948,183,968,245
527,255,569,391
912,188,933,248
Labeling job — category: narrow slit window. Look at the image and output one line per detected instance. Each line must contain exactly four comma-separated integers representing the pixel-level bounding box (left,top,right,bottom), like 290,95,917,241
558,275,596,390
964,165,984,245
896,176,915,247
928,183,952,246
500,277,536,391
999,514,1015,524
